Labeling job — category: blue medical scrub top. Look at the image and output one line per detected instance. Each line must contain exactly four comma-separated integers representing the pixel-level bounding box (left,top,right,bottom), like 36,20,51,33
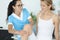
8,8,30,40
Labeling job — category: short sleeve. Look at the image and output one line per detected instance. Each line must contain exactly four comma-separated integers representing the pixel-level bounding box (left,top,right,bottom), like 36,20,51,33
8,16,13,25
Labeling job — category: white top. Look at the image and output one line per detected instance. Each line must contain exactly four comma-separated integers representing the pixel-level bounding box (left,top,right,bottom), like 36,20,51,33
37,16,54,40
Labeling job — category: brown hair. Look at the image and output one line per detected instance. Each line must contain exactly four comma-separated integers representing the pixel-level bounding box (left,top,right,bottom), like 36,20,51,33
41,0,55,10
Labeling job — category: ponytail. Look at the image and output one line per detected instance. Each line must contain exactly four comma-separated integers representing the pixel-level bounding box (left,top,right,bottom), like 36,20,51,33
7,0,17,20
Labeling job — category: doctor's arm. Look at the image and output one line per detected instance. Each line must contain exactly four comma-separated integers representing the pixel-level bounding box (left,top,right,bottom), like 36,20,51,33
8,24,25,36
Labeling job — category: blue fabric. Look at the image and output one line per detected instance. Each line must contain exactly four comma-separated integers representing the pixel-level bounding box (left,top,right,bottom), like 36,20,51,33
8,8,30,31
8,8,30,40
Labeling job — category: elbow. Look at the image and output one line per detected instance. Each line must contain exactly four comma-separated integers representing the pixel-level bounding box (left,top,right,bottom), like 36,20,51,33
8,29,12,34
8,30,10,33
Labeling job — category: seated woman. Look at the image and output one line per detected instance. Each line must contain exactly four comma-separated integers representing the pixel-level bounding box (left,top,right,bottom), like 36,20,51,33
7,0,36,40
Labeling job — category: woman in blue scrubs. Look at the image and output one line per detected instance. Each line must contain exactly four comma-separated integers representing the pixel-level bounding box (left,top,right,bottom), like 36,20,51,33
7,0,35,40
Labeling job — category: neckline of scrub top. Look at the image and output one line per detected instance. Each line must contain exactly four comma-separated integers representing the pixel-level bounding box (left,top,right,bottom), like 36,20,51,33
12,11,23,21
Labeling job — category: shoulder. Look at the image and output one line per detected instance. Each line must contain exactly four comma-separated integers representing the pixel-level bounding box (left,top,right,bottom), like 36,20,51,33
36,11,41,22
23,8,28,12
53,14,58,20
53,14,59,23
8,14,13,20
8,15,12,18
37,11,41,19
23,8,29,14
8,14,13,24
23,8,30,16
23,8,26,11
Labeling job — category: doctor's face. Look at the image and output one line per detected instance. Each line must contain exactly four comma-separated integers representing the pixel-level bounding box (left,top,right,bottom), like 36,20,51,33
13,1,23,13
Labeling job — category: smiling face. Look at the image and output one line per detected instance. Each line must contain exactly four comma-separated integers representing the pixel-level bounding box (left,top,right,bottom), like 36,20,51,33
13,1,23,13
41,1,51,11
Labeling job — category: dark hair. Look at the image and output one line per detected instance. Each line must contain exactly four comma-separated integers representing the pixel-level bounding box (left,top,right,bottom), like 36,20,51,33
7,0,21,20
13,0,21,1
41,0,55,10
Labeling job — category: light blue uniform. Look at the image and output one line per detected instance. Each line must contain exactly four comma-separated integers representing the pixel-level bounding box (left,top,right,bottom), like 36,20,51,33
8,8,30,40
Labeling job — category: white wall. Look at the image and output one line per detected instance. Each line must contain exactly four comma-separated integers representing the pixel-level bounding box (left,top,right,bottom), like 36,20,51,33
0,0,60,29
53,0,60,14
0,0,12,29
22,0,41,15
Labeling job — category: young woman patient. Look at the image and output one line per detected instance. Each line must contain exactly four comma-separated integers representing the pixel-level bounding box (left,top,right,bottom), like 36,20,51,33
36,0,59,40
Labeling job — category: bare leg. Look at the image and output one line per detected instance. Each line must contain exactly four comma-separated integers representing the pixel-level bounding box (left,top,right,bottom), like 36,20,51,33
21,24,32,40
21,34,28,40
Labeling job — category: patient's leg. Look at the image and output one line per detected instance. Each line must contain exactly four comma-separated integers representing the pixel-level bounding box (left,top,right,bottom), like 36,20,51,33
21,33,28,40
21,24,31,40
